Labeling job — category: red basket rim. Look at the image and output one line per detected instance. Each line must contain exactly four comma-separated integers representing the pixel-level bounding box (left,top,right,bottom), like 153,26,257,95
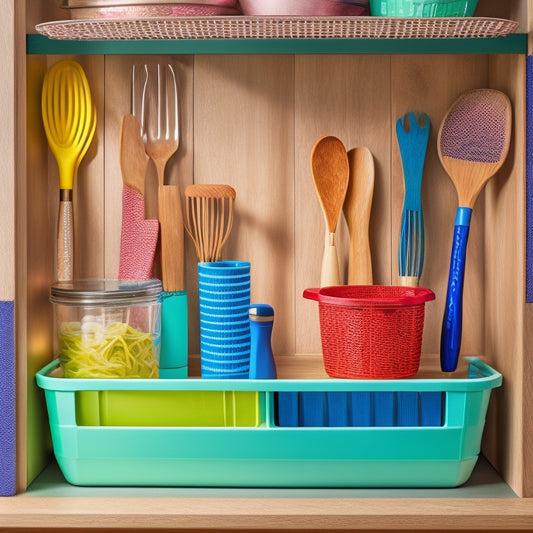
303,285,435,307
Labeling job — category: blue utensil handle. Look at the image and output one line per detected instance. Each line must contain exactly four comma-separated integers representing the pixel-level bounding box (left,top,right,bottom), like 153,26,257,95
440,207,472,372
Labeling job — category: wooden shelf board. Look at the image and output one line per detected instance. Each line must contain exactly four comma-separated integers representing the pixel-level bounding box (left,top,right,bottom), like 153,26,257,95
3,457,533,531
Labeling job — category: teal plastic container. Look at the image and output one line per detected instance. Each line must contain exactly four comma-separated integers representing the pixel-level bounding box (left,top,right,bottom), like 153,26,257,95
36,357,501,488
369,0,478,17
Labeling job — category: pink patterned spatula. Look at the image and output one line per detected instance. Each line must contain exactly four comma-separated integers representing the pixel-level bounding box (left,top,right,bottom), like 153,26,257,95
119,114,159,280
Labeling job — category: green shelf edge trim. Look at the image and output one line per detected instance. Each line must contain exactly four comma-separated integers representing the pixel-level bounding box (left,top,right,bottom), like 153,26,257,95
27,33,527,55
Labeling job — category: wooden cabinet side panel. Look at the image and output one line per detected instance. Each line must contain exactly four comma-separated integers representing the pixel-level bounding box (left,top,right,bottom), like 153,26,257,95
24,54,105,487
483,53,527,496
476,0,527,33
25,55,55,488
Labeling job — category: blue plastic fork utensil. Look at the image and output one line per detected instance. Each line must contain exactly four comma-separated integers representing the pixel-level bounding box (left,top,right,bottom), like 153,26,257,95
396,111,430,287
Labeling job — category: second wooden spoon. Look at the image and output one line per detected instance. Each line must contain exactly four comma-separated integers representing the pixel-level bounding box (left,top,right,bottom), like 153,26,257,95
343,147,374,285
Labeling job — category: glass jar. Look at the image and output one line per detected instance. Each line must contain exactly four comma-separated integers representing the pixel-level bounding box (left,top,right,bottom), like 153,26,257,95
50,279,162,378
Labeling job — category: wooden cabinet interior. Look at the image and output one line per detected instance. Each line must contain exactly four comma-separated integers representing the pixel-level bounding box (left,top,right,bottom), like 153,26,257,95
17,0,531,500
25,51,527,494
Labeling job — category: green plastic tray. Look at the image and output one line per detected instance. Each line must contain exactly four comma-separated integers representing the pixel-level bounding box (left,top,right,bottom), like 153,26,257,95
36,357,501,488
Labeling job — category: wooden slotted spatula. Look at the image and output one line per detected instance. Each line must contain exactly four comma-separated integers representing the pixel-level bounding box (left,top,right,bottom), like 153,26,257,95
311,136,350,287
342,147,374,285
438,89,512,372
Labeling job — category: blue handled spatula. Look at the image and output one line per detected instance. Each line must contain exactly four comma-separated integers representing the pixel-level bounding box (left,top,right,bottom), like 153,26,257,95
438,89,512,372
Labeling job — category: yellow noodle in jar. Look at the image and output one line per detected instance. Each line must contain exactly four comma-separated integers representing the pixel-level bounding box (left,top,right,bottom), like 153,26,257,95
58,319,158,378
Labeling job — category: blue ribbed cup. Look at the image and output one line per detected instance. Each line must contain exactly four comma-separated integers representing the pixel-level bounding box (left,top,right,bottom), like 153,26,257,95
198,261,251,378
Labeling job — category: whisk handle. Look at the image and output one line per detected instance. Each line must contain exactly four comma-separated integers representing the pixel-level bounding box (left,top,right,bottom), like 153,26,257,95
440,207,472,372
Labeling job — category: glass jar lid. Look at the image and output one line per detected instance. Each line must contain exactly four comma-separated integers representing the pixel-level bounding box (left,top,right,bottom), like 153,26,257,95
50,279,162,306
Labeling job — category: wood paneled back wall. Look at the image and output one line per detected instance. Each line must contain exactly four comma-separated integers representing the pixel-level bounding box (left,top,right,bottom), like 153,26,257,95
21,0,529,496
29,53,511,359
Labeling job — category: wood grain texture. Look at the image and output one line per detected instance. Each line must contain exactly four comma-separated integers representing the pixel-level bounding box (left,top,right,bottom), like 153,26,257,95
103,55,131,279
343,147,374,285
24,54,56,490
0,0,16,301
310,135,349,234
391,54,489,356
2,494,533,530
12,0,29,495
482,54,527,496
119,114,148,196
476,0,528,33
103,56,194,280
295,54,392,354
56,199,73,280
70,56,105,280
159,184,184,291
194,55,295,358
17,0,533,503
311,135,349,287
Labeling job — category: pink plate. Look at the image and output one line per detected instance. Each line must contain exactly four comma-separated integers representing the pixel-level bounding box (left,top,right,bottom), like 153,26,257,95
67,4,242,19
238,0,368,16
63,0,237,6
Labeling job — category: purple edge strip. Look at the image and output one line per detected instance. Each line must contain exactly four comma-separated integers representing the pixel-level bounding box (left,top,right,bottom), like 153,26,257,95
527,56,533,302
0,300,15,496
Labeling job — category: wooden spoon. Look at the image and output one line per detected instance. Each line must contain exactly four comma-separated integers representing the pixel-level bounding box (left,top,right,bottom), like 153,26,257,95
342,147,374,285
310,136,349,287
438,89,512,372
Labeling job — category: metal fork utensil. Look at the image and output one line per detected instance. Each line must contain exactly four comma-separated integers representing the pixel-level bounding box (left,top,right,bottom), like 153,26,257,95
133,62,188,379
134,63,184,292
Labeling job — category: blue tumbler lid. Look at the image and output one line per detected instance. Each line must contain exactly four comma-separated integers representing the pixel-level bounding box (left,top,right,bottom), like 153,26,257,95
249,304,274,321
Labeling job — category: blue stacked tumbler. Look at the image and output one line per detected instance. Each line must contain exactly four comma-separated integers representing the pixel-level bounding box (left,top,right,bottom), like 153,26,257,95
198,261,251,378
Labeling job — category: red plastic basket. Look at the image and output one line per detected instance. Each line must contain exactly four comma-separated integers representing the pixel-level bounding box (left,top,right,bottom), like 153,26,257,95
304,285,435,379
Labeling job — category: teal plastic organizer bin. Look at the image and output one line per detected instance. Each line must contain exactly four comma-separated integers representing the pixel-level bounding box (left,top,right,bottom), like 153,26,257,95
36,357,501,488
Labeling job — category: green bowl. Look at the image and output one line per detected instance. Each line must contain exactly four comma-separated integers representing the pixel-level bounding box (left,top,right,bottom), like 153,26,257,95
369,0,478,17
